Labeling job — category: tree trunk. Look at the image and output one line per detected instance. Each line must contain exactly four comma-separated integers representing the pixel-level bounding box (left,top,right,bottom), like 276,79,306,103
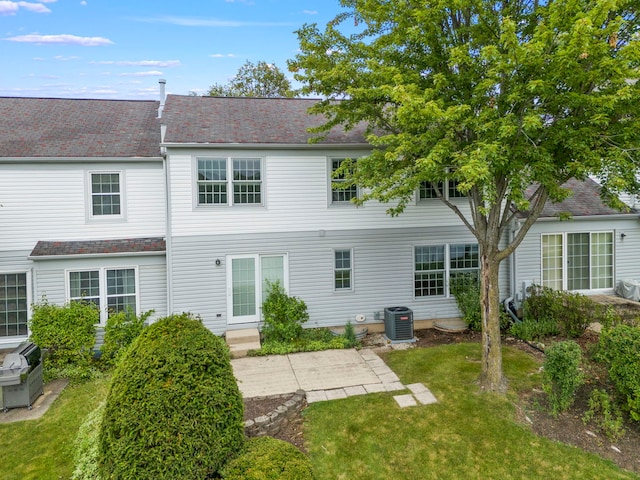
478,251,507,393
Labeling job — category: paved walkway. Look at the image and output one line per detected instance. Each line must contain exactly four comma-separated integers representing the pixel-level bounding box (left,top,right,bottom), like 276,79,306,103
232,348,437,407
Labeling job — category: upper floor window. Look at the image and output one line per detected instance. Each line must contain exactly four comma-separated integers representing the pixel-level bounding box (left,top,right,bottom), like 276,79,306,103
419,177,466,201
542,232,613,291
69,267,138,323
331,158,358,204
414,243,479,297
91,173,121,216
334,249,353,291
0,273,28,337
197,157,262,206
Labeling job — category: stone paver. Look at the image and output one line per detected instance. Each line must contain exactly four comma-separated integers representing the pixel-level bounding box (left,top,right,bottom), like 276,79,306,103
325,389,348,400
306,390,328,404
414,391,438,405
363,383,387,393
394,394,418,408
344,385,367,396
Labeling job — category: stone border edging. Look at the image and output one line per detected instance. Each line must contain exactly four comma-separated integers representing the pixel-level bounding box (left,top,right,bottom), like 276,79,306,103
244,389,306,437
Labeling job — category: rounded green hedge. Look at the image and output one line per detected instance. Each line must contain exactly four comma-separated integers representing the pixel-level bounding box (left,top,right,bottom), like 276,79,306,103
98,313,244,479
221,436,315,480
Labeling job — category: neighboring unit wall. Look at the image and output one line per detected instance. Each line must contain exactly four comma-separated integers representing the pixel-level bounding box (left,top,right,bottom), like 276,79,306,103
513,216,640,295
170,226,511,335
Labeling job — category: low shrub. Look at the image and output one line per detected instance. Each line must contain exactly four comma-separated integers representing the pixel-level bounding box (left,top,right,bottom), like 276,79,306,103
262,280,309,343
250,328,355,356
343,321,358,348
100,309,153,367
72,401,105,480
542,340,584,417
220,436,315,480
523,285,592,339
596,325,640,421
98,313,245,479
582,389,626,441
509,317,560,342
450,273,481,331
29,299,99,381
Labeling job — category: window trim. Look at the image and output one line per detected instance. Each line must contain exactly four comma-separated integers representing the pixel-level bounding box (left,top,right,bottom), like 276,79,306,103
413,243,479,299
333,248,354,292
195,156,264,207
86,170,126,221
540,231,615,292
329,157,359,206
0,271,31,340
66,266,140,324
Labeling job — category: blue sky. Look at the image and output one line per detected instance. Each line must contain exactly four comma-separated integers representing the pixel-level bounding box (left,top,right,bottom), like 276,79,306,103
0,0,342,99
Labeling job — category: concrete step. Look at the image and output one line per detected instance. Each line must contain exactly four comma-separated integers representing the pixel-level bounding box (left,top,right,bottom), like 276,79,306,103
226,328,261,358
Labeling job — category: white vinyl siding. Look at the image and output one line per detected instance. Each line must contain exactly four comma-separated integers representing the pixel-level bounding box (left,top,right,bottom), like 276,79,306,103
197,157,262,206
541,232,613,291
0,273,28,337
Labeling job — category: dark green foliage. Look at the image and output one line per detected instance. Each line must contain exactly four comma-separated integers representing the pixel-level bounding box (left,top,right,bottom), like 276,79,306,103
262,280,309,343
72,402,105,480
597,325,640,421
542,341,584,416
450,273,481,331
582,389,626,441
220,436,315,480
29,299,98,381
343,321,358,348
100,309,153,367
251,328,352,356
98,313,245,479
509,317,560,342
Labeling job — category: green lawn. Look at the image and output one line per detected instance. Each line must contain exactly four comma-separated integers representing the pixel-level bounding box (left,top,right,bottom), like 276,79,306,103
0,376,110,480
304,344,639,480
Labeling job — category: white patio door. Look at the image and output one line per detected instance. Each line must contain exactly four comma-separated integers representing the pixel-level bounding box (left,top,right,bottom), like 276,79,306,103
227,254,287,325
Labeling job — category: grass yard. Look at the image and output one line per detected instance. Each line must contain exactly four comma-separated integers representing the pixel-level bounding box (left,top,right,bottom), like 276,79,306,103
304,344,639,480
0,376,110,480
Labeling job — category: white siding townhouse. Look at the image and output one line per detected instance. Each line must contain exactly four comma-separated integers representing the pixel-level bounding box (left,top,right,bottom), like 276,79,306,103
1,92,638,348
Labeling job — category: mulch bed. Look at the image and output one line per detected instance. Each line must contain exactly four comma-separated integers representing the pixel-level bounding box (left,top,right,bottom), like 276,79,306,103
242,328,640,474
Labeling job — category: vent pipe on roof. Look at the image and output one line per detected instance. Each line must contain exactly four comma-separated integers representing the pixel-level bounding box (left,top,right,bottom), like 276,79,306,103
158,78,166,118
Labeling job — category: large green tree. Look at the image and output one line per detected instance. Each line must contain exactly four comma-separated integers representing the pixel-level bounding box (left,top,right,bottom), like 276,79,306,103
208,60,297,97
290,0,640,392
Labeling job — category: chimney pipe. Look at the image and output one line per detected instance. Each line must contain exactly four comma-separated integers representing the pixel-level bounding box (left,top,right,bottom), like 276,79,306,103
158,78,166,117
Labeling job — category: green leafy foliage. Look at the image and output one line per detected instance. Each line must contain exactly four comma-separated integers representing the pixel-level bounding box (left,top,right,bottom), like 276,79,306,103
29,299,99,381
450,273,481,331
98,313,244,479
343,321,358,348
509,317,560,342
582,389,626,441
220,436,315,480
72,401,105,480
596,325,640,421
542,341,584,417
100,309,153,367
289,0,640,392
251,328,353,356
261,280,309,343
208,60,297,97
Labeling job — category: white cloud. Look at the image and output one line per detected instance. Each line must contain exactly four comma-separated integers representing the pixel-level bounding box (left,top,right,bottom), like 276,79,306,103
134,15,292,27
302,10,317,15
0,1,54,15
80,0,86,4
92,60,181,67
209,53,235,58
118,70,163,77
18,2,51,13
224,0,255,4
0,1,20,15
54,55,80,61
5,34,113,46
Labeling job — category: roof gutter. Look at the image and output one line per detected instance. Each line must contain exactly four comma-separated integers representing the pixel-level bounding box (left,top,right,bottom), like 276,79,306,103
160,142,372,150
0,156,163,164
27,251,166,261
534,213,639,221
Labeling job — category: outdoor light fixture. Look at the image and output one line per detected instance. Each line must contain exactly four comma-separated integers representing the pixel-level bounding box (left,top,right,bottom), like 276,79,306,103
215,258,221,266
621,233,627,240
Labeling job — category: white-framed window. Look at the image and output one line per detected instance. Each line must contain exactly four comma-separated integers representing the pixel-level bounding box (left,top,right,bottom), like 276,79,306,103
541,232,614,291
197,157,263,206
0,272,29,338
90,172,122,216
227,254,288,324
330,158,358,204
414,243,479,297
68,267,138,323
419,173,466,201
334,249,353,291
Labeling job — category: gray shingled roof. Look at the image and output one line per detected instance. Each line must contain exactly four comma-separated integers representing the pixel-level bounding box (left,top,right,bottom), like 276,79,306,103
161,95,370,145
30,237,166,257
0,97,161,158
527,178,636,217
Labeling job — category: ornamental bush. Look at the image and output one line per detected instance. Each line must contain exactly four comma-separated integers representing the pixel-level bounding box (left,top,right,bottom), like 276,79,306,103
29,299,98,380
450,272,481,331
100,309,153,367
220,436,315,480
262,280,309,343
98,313,245,479
597,325,640,421
542,340,584,416
72,401,105,480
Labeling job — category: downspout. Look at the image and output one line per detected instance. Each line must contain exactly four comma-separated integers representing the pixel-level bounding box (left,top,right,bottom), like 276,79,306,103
158,78,166,118
158,79,173,315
